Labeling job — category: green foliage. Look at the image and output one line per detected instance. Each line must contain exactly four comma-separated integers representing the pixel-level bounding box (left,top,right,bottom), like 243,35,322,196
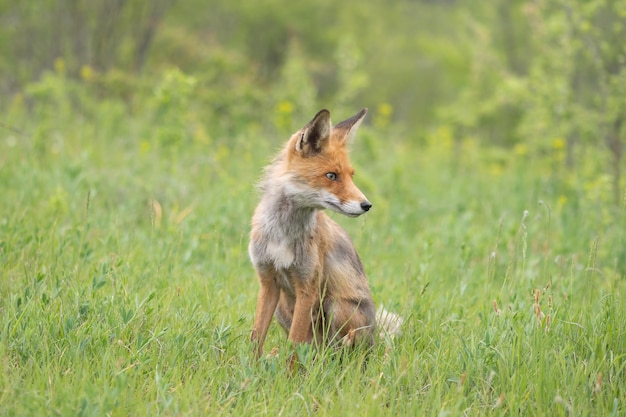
1,1,625,415
2,71,626,414
2,1,623,194
272,39,317,133
442,0,626,202
152,68,198,147
0,0,174,91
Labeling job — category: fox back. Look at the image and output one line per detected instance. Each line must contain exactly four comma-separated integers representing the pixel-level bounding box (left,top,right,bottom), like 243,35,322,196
249,109,379,355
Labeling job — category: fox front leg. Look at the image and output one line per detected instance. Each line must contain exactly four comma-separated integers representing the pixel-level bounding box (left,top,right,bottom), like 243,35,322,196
283,286,316,370
288,285,318,344
251,271,280,358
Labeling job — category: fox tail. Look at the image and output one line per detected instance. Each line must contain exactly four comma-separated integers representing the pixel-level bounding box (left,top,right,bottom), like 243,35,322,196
376,306,403,339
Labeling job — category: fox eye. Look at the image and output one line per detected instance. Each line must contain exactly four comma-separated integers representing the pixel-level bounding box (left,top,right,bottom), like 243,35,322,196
325,172,338,181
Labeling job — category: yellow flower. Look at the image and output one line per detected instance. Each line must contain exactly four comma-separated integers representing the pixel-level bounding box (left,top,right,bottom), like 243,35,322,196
437,126,453,150
140,140,151,155
80,65,95,82
277,101,294,114
374,102,393,129
489,163,503,177
54,57,66,75
513,143,528,156
552,138,566,150
377,102,393,117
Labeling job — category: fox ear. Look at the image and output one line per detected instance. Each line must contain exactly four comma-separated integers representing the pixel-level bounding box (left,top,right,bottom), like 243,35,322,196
334,108,368,144
296,109,332,156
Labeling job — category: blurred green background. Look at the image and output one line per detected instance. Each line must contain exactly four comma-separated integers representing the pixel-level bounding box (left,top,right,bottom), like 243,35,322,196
1,2,626,415
2,0,625,191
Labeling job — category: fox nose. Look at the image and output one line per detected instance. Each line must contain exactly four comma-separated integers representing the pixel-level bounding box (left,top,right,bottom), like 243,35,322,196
360,201,372,212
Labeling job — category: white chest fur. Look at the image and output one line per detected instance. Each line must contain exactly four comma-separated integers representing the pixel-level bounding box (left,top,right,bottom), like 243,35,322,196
263,238,295,270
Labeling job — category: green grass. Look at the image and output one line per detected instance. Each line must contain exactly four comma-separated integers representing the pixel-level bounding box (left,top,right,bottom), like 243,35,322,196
1,112,625,416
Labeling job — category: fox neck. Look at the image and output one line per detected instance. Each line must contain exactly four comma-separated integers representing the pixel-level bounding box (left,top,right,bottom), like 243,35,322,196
257,151,321,238
259,183,319,239
251,184,320,271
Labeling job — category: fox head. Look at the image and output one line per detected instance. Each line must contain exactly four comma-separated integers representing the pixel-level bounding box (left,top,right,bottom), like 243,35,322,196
284,108,371,217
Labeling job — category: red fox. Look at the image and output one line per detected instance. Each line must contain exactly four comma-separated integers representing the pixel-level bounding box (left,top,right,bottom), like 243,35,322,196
249,108,401,358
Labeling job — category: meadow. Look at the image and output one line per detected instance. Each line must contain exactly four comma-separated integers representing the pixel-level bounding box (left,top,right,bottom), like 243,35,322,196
1,1,626,411
1,79,625,416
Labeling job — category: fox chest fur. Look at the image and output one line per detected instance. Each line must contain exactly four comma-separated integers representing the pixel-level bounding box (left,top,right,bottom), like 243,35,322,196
249,190,365,298
249,196,320,296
